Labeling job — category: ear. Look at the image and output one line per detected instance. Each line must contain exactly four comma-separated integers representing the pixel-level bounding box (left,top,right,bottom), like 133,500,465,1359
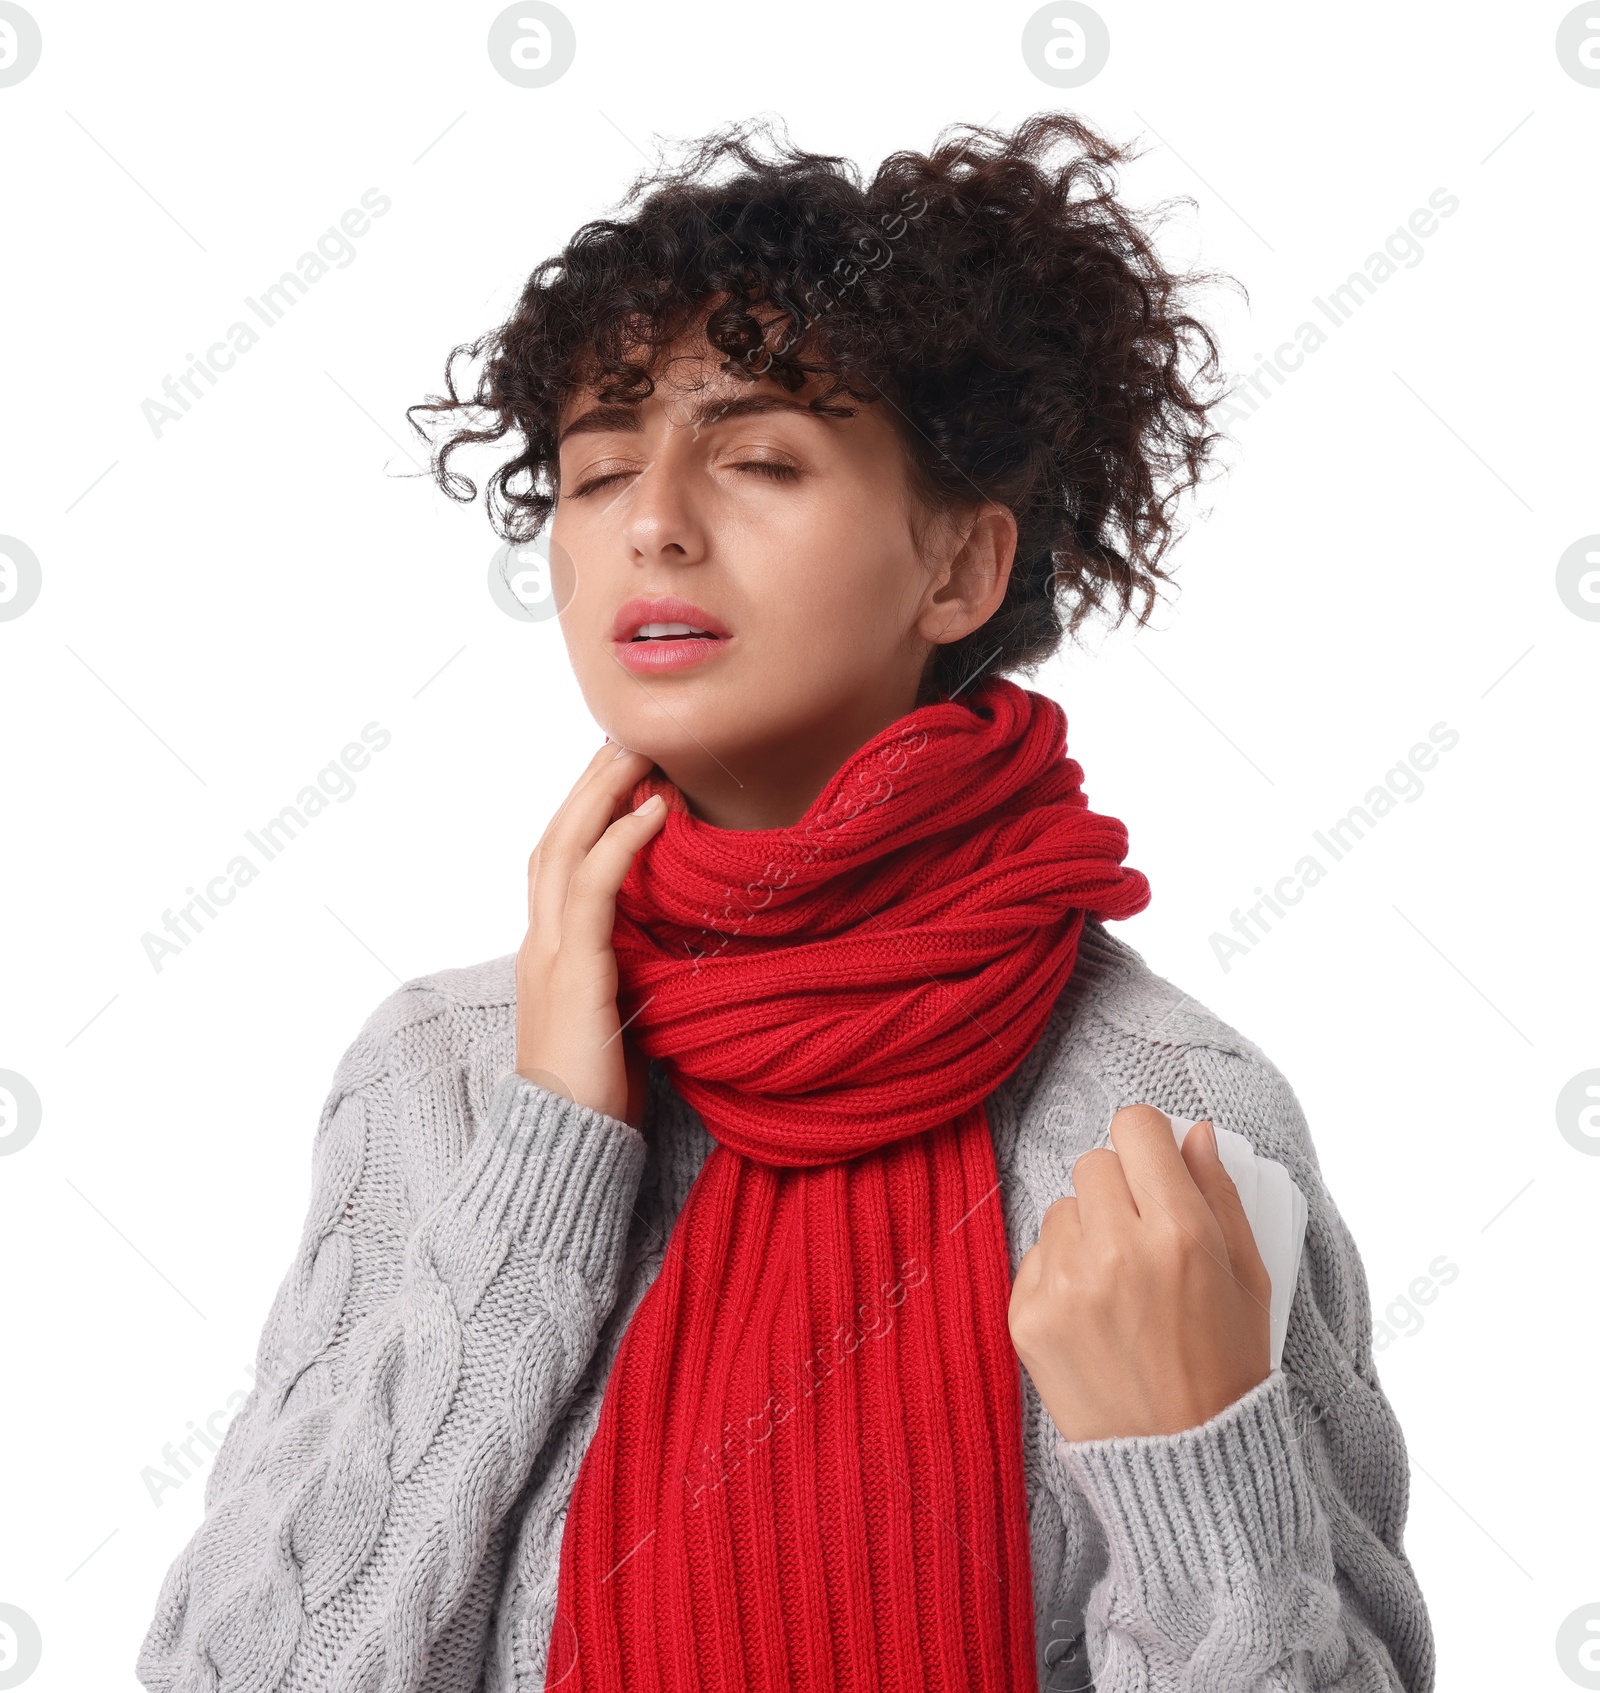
914,501,1017,647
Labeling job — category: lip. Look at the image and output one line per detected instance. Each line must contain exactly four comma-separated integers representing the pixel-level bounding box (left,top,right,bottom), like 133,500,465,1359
610,593,732,674
612,594,731,642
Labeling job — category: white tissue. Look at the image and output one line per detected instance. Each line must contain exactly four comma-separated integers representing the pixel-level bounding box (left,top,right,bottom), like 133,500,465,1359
1048,1113,1307,1459
1166,1114,1306,1371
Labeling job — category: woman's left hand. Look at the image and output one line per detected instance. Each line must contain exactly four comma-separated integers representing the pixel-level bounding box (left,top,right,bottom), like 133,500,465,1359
1008,1104,1272,1443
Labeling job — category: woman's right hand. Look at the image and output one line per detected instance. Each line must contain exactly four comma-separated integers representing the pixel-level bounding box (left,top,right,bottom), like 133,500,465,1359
514,740,668,1128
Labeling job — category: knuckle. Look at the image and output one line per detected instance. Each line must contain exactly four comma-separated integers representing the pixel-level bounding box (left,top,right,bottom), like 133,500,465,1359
1007,1306,1038,1354
1045,1257,1086,1306
1072,1271,1115,1319
1158,1230,1202,1282
1008,1283,1060,1351
568,858,606,898
1092,1238,1128,1282
1040,1194,1075,1231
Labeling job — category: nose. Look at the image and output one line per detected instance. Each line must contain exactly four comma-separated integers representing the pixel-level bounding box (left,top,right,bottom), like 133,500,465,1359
620,441,708,569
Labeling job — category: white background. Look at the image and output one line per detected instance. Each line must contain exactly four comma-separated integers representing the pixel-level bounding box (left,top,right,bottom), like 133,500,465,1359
1,2,1595,1687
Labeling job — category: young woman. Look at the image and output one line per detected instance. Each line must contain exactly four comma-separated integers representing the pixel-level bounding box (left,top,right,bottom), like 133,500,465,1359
137,115,1435,1692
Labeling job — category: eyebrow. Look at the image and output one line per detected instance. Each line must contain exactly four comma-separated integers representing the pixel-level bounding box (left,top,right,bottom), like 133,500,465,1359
556,391,824,446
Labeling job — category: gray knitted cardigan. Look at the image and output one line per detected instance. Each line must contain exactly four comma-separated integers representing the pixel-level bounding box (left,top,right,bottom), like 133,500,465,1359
136,917,1435,1692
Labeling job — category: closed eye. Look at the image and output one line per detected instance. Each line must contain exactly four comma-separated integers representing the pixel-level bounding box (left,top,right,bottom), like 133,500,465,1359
569,469,633,498
567,460,798,498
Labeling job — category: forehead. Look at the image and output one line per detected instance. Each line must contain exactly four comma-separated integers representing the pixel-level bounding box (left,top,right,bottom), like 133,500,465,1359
556,307,846,432
560,358,746,413
556,351,850,445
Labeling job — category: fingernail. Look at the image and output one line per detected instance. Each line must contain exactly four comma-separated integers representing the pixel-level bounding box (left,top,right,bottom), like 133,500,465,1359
635,793,664,813
1196,1120,1217,1155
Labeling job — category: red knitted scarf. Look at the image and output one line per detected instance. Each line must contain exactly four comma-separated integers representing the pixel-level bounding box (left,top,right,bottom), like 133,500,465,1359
543,677,1150,1691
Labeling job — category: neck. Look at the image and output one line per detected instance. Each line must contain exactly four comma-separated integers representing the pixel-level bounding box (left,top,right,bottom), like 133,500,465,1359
661,680,928,830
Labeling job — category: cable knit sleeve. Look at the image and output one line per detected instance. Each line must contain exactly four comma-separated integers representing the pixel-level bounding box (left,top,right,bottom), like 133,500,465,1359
135,1039,648,1693
1052,1040,1435,1693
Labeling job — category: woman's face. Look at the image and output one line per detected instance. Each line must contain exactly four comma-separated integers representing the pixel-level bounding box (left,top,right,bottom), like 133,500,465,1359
549,330,1014,828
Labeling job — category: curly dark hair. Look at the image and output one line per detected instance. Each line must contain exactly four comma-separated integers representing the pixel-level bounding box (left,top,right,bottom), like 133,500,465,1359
407,111,1234,700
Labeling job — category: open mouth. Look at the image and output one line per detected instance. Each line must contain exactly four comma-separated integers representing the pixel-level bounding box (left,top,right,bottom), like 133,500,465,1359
629,621,721,641
611,597,731,672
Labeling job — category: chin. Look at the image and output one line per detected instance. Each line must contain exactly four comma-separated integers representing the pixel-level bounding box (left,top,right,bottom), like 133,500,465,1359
588,673,740,758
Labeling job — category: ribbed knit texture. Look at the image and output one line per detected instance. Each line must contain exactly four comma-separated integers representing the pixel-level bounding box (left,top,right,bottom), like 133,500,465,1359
544,680,1150,1691
134,934,1437,1692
